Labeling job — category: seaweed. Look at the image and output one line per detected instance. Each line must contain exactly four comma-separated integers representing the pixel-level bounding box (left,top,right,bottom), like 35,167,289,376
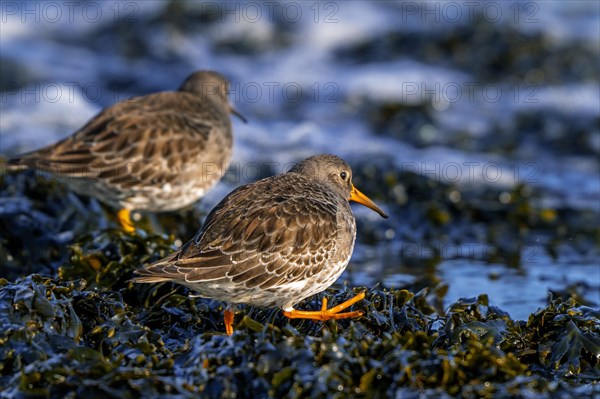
1,161,599,397
0,266,598,398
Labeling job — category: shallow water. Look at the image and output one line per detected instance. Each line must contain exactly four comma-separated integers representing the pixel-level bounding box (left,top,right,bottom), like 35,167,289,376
1,1,599,321
350,256,599,321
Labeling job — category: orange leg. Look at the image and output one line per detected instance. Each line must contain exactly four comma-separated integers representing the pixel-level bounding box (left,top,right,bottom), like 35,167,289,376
117,208,135,233
283,292,366,321
224,308,235,336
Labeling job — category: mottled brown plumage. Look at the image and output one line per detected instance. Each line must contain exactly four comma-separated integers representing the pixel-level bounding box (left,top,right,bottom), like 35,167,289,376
6,70,242,231
133,154,388,334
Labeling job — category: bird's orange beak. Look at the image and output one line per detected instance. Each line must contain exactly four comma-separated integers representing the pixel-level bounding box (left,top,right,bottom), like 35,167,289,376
231,106,248,123
349,184,388,218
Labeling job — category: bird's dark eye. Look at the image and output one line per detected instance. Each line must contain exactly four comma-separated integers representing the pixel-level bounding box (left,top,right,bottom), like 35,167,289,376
340,171,348,180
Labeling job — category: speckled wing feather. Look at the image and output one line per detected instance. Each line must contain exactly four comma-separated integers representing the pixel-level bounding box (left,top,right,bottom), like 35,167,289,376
135,175,341,290
9,92,219,187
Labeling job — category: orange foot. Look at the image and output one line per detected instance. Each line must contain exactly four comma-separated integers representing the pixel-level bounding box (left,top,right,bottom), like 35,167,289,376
117,208,135,233
283,292,366,321
224,308,234,336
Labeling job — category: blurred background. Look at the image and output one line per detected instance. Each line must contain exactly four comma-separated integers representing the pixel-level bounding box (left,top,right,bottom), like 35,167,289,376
1,1,598,319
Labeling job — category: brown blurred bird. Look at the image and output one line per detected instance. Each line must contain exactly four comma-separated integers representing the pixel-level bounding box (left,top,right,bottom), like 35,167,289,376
5,70,245,232
133,154,388,335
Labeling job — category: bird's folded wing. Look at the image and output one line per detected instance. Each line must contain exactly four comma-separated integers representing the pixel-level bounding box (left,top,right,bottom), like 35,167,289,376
136,182,340,290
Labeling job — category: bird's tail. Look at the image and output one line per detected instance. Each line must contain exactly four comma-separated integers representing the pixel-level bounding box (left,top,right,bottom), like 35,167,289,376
130,273,173,284
1,145,47,173
3,157,31,172
130,258,177,284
